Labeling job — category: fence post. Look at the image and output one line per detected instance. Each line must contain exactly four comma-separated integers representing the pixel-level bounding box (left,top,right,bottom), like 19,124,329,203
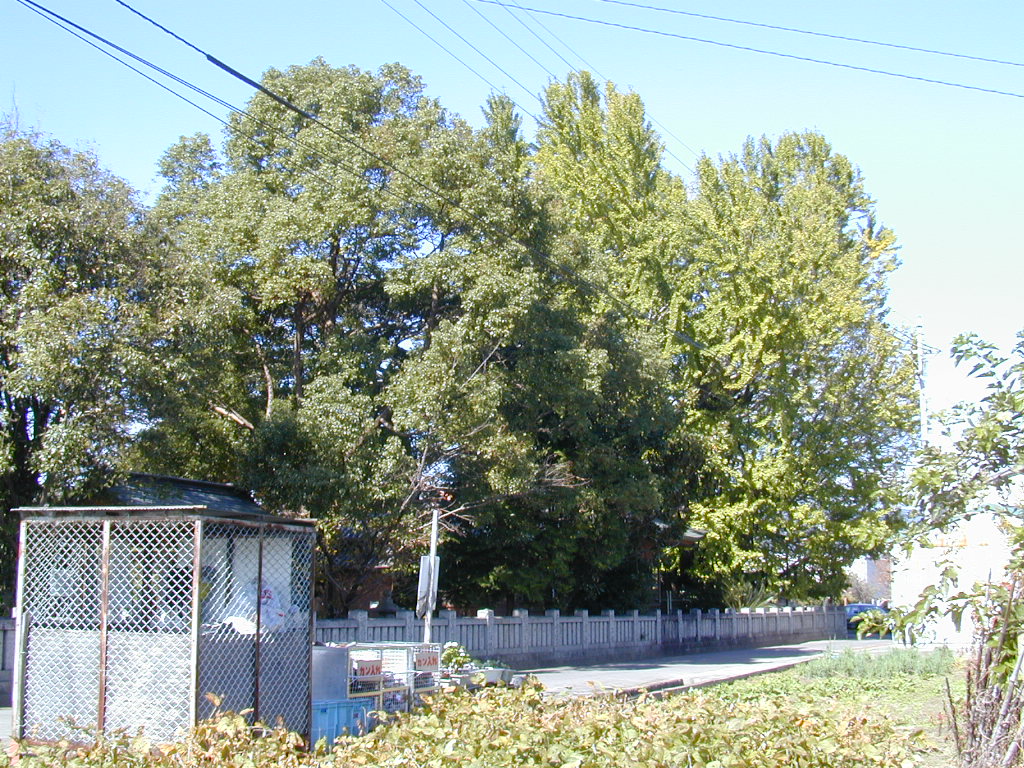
512,609,529,657
396,610,417,643
350,610,369,643
575,610,590,654
545,609,560,656
692,608,702,643
438,610,458,648
477,609,496,657
601,610,615,652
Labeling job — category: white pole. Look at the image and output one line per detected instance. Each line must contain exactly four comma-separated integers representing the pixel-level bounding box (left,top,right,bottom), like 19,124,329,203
423,506,439,644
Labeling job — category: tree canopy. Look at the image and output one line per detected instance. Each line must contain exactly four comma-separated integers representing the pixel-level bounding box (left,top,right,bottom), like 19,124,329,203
0,61,919,613
0,126,158,605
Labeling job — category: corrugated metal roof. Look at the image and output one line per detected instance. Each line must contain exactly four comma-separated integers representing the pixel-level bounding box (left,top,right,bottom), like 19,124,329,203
105,473,266,516
15,473,315,528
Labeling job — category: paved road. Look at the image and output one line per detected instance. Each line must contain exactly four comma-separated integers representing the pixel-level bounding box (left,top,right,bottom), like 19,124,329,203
0,638,890,741
524,637,891,696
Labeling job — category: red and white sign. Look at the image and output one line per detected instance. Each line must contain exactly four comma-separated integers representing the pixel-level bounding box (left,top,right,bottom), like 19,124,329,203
355,659,382,677
415,651,439,670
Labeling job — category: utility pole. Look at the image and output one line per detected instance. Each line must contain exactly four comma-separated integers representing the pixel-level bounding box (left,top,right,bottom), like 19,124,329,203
420,506,440,644
916,320,929,446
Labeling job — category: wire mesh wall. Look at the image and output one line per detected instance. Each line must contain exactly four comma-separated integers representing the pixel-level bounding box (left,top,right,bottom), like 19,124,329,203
19,520,103,741
14,509,315,744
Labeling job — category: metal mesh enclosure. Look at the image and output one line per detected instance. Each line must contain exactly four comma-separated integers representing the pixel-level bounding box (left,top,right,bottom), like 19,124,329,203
13,499,315,744
197,525,314,730
104,520,194,741
20,521,103,741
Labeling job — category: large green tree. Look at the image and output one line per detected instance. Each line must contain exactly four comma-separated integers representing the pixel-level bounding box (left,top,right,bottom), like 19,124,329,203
0,126,157,604
135,64,917,612
135,62,572,613
440,74,687,611
666,133,917,602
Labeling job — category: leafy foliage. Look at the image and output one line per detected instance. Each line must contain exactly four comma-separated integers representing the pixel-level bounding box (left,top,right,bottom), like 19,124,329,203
0,126,159,606
1,65,918,612
664,133,917,603
6,678,933,768
910,333,1024,528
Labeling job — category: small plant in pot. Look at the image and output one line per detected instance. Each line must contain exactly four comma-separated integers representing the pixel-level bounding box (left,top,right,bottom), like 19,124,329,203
440,642,512,687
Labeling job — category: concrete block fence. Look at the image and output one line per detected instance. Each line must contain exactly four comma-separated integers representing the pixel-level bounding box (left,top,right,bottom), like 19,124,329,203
0,617,14,705
315,605,847,669
0,608,845,704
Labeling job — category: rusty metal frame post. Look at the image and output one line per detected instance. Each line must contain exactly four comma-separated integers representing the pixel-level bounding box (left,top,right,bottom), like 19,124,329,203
252,524,264,724
189,519,204,728
96,519,112,734
11,519,29,739
305,531,316,740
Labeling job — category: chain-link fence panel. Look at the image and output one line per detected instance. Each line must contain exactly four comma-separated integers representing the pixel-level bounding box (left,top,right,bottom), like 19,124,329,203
20,520,103,741
257,531,312,733
104,520,194,743
197,523,256,720
197,523,314,734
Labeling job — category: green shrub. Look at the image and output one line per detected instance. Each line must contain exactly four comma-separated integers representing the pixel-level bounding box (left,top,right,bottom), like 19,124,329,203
4,711,309,768
4,672,937,768
335,680,926,768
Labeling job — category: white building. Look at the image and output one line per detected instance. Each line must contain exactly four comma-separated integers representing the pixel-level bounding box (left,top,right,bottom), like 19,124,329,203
890,506,1018,648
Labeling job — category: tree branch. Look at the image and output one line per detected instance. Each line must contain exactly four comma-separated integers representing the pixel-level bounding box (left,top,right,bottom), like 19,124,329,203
210,403,255,431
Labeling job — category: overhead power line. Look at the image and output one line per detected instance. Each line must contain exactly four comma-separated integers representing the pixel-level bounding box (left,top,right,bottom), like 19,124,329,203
23,0,715,359
458,0,558,80
473,0,1024,100
483,0,698,167
510,0,607,83
378,0,534,114
14,1,384,224
20,0,914,391
406,0,538,103
589,0,1024,70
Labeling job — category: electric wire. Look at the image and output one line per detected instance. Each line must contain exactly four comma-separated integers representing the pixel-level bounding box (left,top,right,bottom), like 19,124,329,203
474,0,1024,100
93,0,713,356
589,0,1024,70
16,0,228,129
407,0,539,104
24,0,908,390
378,0,536,118
497,0,577,74
478,0,697,168
14,0,388,242
510,0,607,82
458,0,559,80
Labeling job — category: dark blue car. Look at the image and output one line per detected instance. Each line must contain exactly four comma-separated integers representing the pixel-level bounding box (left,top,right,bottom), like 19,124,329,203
845,603,889,633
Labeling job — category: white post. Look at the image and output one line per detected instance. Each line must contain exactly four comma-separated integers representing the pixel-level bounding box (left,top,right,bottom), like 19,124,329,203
423,506,440,644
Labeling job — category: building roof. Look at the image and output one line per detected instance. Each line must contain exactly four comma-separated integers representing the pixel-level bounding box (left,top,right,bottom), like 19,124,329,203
15,473,315,528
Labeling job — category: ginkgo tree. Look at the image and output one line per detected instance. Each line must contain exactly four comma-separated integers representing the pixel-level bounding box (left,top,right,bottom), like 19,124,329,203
667,133,918,601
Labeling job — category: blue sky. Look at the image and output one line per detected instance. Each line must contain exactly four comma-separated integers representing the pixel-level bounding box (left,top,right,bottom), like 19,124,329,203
4,0,1022,415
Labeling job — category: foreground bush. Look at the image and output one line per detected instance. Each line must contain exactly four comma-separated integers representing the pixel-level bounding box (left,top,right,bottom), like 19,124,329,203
6,676,931,768
340,682,925,768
